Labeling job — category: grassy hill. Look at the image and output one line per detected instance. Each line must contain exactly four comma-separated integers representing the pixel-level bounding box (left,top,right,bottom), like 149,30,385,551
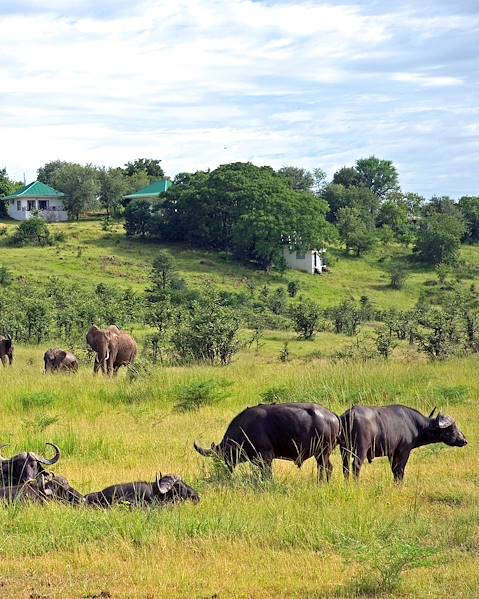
0,219,478,598
2,218,479,311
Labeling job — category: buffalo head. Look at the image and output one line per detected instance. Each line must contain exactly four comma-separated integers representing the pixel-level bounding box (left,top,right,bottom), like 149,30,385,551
430,411,467,447
155,473,200,504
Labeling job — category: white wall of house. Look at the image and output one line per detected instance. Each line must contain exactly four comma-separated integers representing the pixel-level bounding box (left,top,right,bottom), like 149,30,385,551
283,247,323,274
7,197,68,222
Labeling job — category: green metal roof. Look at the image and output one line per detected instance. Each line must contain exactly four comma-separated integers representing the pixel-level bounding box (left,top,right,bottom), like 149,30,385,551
1,181,65,200
124,179,172,200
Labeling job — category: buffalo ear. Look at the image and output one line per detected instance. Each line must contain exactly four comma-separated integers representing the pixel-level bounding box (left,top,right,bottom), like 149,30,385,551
428,406,437,418
437,413,454,428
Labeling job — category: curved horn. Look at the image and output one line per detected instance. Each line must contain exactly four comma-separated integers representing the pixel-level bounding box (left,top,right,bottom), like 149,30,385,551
0,444,9,460
193,441,216,457
428,406,437,418
6,334,11,341
35,443,61,465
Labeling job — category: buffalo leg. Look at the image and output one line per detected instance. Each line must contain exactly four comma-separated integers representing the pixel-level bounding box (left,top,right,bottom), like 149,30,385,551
352,445,367,480
341,446,351,480
316,449,333,482
391,450,410,483
0,355,7,367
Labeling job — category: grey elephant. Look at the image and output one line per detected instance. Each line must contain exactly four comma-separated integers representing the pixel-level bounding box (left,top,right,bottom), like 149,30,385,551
86,325,137,376
0,335,14,367
44,349,79,373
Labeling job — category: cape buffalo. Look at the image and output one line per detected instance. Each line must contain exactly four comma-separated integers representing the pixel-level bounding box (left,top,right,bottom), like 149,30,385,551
194,402,340,481
0,443,61,485
0,474,83,504
339,405,468,482
84,474,199,507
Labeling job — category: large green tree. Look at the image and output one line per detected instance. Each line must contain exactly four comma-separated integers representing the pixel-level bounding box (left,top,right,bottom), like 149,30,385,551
277,166,314,192
50,163,100,220
337,206,377,256
355,156,399,199
123,158,164,181
414,212,466,265
98,167,129,216
458,196,479,243
159,162,334,271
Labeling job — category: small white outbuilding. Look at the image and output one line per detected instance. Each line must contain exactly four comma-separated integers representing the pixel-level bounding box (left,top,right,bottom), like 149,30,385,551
283,247,326,274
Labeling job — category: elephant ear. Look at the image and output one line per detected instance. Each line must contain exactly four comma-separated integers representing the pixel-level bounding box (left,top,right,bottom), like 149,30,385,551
56,350,67,362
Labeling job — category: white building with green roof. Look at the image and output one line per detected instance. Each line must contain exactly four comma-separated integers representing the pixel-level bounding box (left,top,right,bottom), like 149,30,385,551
123,178,172,202
2,181,68,222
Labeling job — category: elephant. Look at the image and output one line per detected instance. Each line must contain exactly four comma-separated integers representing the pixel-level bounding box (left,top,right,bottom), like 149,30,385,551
0,335,14,367
44,349,79,373
86,325,137,376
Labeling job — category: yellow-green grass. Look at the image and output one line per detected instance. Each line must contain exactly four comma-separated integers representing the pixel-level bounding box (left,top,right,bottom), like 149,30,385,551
2,219,479,309
0,346,477,598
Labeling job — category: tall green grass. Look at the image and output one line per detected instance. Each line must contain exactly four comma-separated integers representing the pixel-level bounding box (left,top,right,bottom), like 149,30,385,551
0,345,477,597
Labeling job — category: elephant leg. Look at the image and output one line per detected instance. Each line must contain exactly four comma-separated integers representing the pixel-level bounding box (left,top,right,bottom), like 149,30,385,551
0,355,7,367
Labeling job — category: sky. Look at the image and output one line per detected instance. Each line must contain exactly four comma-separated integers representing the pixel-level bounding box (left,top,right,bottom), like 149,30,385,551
0,0,478,198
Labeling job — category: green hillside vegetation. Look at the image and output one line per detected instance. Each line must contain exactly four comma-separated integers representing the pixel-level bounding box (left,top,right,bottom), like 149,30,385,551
2,219,479,309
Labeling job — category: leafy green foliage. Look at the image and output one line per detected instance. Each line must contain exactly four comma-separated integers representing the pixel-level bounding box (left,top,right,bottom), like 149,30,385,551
158,163,334,271
171,293,241,365
336,206,377,256
355,155,400,199
0,265,12,286
174,378,232,412
289,297,321,339
10,216,52,247
414,212,466,265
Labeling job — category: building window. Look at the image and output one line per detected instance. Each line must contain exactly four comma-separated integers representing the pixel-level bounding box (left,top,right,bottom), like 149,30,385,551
38,200,48,210
296,251,306,260
17,200,21,211
27,200,36,211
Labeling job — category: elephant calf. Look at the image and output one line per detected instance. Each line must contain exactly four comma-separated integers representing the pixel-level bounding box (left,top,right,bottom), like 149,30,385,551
44,349,79,373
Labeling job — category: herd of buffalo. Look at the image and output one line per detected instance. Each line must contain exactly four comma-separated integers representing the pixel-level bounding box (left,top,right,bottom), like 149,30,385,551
0,327,469,509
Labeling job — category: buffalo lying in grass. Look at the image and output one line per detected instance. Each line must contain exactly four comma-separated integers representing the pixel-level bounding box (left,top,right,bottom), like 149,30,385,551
84,474,200,507
194,402,340,481
0,443,61,486
339,405,468,482
0,474,84,504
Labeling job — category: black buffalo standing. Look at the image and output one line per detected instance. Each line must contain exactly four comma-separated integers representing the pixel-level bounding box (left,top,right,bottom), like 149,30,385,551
339,405,467,482
84,474,200,507
0,443,61,485
194,402,340,481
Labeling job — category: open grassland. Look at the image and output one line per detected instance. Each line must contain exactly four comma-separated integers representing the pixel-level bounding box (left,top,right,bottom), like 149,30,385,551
3,218,479,308
0,346,478,598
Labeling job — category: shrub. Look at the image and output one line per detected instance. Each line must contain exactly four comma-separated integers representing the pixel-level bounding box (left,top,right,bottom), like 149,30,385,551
329,299,362,336
259,385,292,404
171,293,241,365
375,326,398,359
287,280,300,297
388,262,408,290
0,265,12,286
289,298,321,339
0,226,7,237
174,379,232,412
10,216,52,247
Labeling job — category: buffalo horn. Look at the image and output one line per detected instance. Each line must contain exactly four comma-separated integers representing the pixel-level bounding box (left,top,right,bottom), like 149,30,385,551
34,443,61,465
428,406,437,418
0,444,9,460
193,441,216,457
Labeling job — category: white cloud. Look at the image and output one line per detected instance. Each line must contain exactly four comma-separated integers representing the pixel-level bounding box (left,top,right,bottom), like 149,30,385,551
0,0,478,197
